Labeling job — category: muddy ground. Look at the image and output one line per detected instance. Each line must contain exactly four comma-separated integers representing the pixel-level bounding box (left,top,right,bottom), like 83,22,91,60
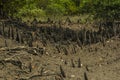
0,35,120,80
0,19,120,80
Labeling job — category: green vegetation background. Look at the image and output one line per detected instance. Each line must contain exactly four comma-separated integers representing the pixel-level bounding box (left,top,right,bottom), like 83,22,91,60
0,0,120,20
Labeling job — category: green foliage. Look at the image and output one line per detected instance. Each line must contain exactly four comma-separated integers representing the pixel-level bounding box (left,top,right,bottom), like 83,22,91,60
16,3,46,18
1,0,25,17
36,0,51,9
46,0,78,15
80,0,120,20
46,3,65,16
60,0,78,14
0,0,120,20
93,0,120,20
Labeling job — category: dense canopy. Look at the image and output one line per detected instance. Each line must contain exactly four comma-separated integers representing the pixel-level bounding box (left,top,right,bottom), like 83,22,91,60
0,0,120,20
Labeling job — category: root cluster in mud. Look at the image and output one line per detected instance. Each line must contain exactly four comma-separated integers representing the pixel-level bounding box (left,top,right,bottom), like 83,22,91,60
0,19,120,80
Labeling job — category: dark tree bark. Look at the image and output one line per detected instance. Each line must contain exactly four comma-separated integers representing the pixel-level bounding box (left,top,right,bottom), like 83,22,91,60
0,1,3,17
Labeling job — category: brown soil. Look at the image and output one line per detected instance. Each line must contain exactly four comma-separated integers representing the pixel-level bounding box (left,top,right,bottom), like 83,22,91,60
0,19,120,80
0,35,120,80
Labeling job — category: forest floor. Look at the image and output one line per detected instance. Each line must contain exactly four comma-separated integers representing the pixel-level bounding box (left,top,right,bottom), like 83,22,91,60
0,34,120,80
